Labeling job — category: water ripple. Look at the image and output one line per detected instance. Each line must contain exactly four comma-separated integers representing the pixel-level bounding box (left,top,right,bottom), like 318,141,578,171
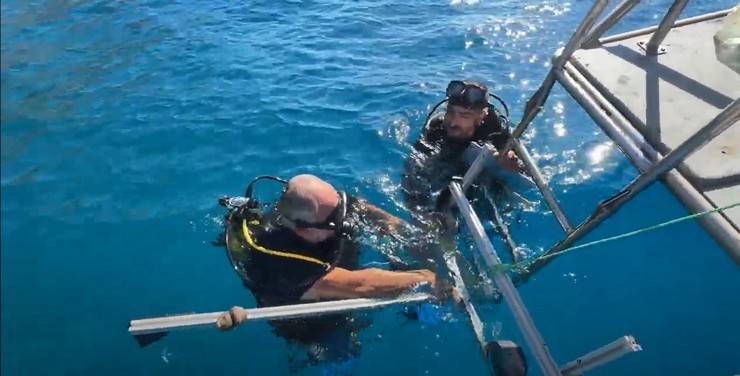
2,0,736,374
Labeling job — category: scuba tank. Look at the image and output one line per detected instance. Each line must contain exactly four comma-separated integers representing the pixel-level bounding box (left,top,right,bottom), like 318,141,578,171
217,176,289,281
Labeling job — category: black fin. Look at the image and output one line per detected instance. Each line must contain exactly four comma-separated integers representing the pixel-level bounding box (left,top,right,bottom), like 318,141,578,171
211,230,226,247
133,331,168,348
486,340,528,376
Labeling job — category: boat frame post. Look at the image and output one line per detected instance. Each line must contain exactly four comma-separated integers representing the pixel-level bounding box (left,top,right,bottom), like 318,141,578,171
512,139,574,232
450,180,562,376
507,0,609,143
582,0,643,48
487,192,522,263
642,0,689,55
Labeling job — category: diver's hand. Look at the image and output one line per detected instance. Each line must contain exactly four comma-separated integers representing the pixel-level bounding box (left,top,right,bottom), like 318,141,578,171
492,149,520,171
216,306,248,331
385,215,407,233
432,277,454,303
414,270,454,302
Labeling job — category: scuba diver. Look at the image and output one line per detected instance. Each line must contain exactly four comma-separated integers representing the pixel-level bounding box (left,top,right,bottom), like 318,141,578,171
214,174,447,370
400,79,535,302
400,81,533,376
401,79,527,216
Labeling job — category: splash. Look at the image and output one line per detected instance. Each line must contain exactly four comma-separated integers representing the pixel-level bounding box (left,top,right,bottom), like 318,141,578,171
449,0,480,5
161,347,172,364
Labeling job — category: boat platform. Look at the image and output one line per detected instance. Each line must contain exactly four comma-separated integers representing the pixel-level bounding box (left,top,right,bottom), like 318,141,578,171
443,2,738,374
564,9,740,259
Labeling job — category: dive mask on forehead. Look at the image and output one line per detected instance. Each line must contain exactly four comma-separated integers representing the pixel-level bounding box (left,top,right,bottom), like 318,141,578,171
218,175,288,214
244,175,289,199
274,191,348,233
446,80,488,109
219,175,350,235
422,80,510,128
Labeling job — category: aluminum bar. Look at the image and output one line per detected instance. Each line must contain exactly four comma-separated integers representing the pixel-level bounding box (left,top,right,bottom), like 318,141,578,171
599,8,732,44
487,193,522,263
511,71,557,141
129,293,432,335
446,252,487,348
450,181,561,376
431,208,489,348
644,0,689,55
503,0,608,162
560,335,643,375
435,142,490,214
513,139,573,233
553,0,610,68
462,142,494,190
554,66,654,171
458,140,571,233
582,0,642,48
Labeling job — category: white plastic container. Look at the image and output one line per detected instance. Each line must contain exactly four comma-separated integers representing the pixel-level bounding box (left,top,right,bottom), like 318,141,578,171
714,6,740,74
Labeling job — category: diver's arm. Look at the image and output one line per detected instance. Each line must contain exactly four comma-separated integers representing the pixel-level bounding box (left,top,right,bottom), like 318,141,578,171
301,267,436,300
216,268,439,331
356,199,408,235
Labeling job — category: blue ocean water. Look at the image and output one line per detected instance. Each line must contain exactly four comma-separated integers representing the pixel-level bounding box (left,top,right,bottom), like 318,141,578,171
2,0,738,374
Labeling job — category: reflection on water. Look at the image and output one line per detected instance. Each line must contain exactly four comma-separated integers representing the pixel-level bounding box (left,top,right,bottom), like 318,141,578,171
587,141,614,165
3,0,738,374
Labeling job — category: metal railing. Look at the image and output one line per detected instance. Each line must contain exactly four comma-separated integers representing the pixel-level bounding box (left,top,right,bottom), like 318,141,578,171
441,1,740,374
491,0,739,276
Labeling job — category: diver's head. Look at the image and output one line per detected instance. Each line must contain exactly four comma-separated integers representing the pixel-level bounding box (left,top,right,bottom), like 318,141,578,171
273,174,342,243
443,80,489,142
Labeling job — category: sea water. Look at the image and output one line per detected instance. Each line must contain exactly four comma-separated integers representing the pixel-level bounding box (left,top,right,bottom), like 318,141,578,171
2,0,738,374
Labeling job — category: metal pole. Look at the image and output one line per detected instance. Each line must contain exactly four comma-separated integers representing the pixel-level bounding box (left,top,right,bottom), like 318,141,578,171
582,0,642,48
437,142,495,215
513,139,573,233
446,252,488,348
560,336,643,375
554,65,655,171
553,0,610,69
511,71,558,140
487,192,522,263
644,0,689,55
525,99,740,275
450,181,562,376
503,0,609,156
462,143,495,189
600,8,732,45
129,293,433,335
456,141,572,233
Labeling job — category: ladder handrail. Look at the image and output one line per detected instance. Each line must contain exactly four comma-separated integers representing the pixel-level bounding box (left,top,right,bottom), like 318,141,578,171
449,180,562,376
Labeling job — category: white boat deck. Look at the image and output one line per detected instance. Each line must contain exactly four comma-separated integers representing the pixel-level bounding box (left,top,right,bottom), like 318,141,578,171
562,11,740,259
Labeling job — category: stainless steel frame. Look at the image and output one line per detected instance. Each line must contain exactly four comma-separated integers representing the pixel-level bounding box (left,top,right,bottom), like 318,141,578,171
450,181,643,375
450,181,562,376
582,0,642,48
643,0,689,55
440,2,739,374
559,336,643,375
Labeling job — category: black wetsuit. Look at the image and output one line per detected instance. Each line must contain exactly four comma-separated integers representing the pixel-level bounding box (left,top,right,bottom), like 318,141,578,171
226,195,364,352
244,227,358,307
402,109,511,212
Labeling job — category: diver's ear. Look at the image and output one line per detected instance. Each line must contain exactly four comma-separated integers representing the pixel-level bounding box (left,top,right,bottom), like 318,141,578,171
477,107,488,125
